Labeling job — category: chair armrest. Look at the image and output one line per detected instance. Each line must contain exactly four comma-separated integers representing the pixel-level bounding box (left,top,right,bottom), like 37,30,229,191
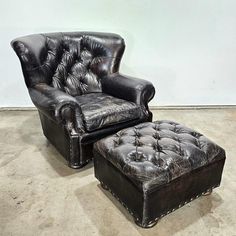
28,83,84,133
101,73,155,108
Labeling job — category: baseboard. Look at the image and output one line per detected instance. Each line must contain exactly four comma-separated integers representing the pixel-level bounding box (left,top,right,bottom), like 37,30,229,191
0,105,236,111
150,105,236,110
0,107,37,111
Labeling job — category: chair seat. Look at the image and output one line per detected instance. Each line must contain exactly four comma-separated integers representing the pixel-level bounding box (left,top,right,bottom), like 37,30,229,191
75,93,141,132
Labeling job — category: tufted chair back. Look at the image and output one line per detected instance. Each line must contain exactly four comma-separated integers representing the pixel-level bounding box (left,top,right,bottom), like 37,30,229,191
11,32,125,96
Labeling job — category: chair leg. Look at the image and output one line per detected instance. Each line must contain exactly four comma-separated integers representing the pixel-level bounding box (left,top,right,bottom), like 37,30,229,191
100,182,109,190
135,219,158,228
202,189,213,196
68,160,90,169
68,162,83,169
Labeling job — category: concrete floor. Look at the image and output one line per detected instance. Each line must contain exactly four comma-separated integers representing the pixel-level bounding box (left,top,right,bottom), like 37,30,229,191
0,109,235,236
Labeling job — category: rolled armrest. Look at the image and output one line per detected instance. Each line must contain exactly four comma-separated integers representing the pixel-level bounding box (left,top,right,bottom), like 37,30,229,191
28,83,84,132
101,73,155,108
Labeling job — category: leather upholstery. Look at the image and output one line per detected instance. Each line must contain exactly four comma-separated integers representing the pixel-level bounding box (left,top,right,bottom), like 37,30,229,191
75,93,141,132
11,31,155,168
94,120,226,191
94,146,225,228
102,74,155,118
11,32,124,92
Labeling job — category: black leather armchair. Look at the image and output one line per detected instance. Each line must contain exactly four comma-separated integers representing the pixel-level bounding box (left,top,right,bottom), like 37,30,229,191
11,32,155,168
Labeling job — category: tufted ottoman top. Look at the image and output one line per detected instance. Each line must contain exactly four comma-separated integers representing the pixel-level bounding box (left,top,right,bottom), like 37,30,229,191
94,121,225,191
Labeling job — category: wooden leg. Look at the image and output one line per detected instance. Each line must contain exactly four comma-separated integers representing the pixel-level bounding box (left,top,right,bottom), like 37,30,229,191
101,182,109,190
135,219,158,228
202,189,213,196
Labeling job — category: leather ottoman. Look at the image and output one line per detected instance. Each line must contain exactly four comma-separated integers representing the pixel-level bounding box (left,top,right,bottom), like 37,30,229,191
93,120,226,228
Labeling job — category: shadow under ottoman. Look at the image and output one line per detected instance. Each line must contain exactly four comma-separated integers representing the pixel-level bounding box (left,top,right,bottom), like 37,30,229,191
93,120,226,228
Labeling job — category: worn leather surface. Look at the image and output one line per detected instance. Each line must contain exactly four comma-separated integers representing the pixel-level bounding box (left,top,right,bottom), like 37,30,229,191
94,148,225,227
75,93,141,132
102,73,155,119
94,120,226,191
11,31,155,167
11,32,125,93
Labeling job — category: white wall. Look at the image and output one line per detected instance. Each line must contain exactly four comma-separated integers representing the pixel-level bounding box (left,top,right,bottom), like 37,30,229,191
0,0,236,107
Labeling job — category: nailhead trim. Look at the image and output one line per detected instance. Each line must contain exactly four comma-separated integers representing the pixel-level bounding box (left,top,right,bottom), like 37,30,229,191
69,137,73,162
69,136,92,167
99,179,219,227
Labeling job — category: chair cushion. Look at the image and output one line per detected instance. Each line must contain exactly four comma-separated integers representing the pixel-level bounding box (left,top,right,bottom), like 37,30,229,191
94,120,226,191
75,93,142,132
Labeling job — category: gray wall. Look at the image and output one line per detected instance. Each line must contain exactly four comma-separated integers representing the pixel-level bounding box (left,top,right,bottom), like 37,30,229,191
1,0,236,107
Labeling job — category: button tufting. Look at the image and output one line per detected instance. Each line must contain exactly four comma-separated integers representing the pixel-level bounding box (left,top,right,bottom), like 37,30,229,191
113,138,122,147
42,35,111,96
95,120,225,190
153,133,160,140
134,139,143,147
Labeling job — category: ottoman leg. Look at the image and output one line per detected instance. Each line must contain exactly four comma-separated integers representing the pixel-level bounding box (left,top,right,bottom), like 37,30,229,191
202,189,213,196
135,219,158,228
100,182,109,191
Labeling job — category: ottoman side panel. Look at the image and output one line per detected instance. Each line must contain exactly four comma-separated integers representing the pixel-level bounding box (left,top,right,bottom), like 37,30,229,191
94,151,145,223
144,158,226,224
